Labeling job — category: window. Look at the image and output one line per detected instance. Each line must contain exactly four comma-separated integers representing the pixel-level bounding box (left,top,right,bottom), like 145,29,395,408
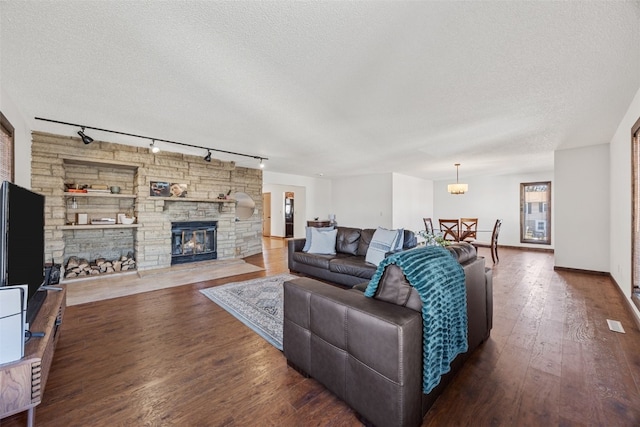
0,112,14,182
520,181,551,244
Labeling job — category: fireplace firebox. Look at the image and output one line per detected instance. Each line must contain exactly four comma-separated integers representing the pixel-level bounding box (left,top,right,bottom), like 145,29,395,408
171,221,217,265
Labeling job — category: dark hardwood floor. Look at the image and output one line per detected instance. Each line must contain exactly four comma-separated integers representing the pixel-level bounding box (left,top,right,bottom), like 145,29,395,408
3,239,640,426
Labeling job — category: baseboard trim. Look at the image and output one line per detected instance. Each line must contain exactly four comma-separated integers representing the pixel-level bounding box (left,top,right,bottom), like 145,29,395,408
553,266,609,276
609,274,640,330
500,244,554,253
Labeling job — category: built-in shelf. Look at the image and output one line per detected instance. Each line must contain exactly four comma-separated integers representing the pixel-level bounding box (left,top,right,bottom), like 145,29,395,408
59,224,140,230
64,192,137,199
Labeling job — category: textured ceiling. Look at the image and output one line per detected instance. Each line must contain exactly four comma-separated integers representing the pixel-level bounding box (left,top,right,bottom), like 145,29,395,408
1,1,639,180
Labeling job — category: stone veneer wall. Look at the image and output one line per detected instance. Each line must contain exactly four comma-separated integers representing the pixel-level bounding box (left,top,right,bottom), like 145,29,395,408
31,131,263,270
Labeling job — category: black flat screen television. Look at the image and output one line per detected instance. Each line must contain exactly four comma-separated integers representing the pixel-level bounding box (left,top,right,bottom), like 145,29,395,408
0,181,46,325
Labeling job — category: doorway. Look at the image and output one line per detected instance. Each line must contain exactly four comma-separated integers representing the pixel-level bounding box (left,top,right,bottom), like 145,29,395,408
284,192,294,238
262,192,271,237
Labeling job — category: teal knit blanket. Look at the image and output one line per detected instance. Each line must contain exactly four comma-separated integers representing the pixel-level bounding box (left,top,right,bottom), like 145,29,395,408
364,246,468,394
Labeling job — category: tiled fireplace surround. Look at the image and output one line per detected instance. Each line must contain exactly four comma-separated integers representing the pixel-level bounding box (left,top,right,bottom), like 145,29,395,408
31,132,263,272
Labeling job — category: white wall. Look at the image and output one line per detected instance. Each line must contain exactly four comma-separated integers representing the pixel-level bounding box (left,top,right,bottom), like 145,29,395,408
433,171,554,248
0,87,31,187
555,144,609,272
610,86,640,318
262,183,305,238
262,171,331,238
332,173,393,229
392,173,434,233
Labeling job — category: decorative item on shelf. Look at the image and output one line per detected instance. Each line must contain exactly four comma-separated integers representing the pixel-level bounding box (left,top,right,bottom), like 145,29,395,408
65,183,87,193
86,184,110,194
76,213,88,225
120,216,135,225
329,214,337,226
110,186,121,194
150,181,171,197
91,218,116,225
170,183,187,198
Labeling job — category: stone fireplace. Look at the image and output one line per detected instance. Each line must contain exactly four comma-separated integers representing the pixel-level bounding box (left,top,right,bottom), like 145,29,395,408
171,221,217,264
30,131,263,273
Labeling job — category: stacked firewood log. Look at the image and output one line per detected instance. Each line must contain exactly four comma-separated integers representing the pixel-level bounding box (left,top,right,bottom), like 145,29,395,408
64,253,136,279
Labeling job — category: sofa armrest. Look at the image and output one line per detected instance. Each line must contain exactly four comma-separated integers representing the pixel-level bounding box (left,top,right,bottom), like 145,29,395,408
287,238,307,271
288,238,306,252
283,277,423,427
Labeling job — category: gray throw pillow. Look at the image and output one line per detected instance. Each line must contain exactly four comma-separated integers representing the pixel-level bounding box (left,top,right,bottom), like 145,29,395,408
302,226,334,252
393,228,404,251
307,228,338,255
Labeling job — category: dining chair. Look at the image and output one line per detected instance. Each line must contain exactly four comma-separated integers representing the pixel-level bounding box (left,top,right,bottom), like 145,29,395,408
438,219,460,242
460,218,478,242
423,217,434,234
471,219,502,264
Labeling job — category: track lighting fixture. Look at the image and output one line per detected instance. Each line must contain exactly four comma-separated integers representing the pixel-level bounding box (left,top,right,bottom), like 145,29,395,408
77,127,94,144
36,118,268,168
150,140,160,154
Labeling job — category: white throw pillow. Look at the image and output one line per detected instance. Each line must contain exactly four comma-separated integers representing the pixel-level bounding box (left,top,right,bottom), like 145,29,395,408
307,227,338,255
302,226,334,252
366,227,400,266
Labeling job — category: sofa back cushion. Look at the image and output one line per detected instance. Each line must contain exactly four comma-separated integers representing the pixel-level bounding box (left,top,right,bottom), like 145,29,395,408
357,228,376,256
335,227,361,255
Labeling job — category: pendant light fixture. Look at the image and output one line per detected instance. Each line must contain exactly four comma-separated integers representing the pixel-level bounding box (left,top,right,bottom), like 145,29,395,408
447,163,468,195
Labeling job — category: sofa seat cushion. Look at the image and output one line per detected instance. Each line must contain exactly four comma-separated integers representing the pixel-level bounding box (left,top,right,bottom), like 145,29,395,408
329,256,377,279
292,251,336,269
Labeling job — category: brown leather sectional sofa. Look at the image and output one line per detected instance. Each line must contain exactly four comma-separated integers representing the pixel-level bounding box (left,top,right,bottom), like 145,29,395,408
287,226,418,287
283,242,493,427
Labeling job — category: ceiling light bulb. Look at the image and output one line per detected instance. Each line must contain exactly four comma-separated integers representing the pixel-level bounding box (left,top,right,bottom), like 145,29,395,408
259,159,265,169
150,140,160,154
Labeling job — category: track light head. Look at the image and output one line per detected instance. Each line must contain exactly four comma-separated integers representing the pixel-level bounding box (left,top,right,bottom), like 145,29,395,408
78,127,94,144
259,159,265,169
204,150,212,162
150,140,160,154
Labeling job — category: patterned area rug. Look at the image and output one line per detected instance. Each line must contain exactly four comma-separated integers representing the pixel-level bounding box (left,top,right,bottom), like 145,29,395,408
199,273,297,350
